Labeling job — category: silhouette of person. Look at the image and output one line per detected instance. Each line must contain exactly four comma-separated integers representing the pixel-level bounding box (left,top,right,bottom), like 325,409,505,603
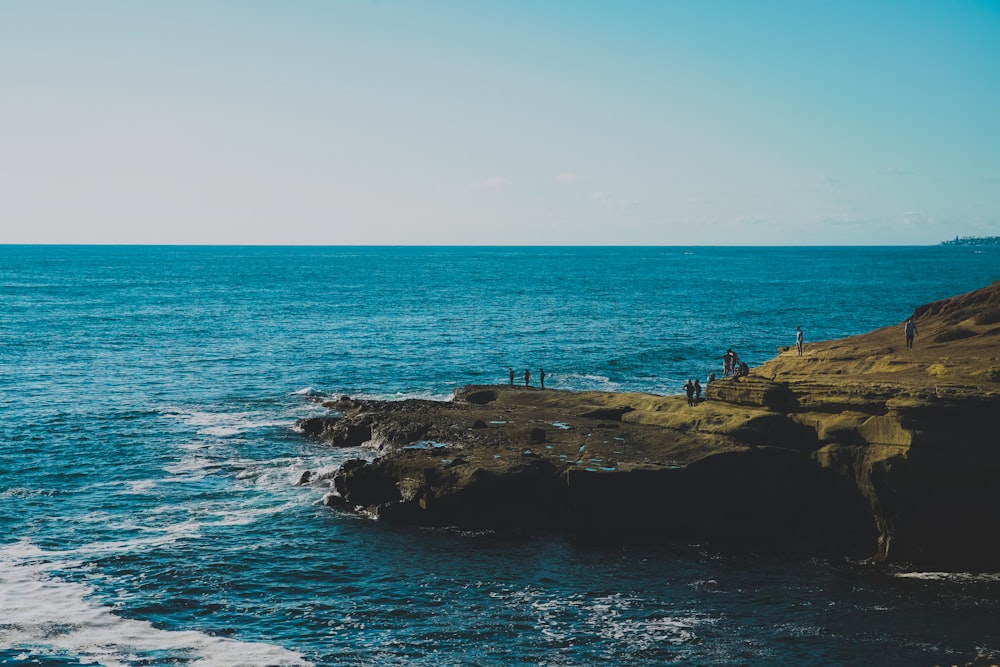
539,368,545,389
721,349,740,377
904,318,918,350
509,368,515,385
524,369,531,387
717,349,735,378
694,379,702,401
684,379,696,406
796,326,804,356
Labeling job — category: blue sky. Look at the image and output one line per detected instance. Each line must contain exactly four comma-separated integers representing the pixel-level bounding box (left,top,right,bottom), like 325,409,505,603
2,1,999,245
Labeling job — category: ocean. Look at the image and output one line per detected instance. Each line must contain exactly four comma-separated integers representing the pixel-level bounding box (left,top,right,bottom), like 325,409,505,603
2,245,999,666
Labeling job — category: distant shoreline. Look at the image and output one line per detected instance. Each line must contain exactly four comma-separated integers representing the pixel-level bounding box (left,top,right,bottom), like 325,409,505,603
940,235,1000,246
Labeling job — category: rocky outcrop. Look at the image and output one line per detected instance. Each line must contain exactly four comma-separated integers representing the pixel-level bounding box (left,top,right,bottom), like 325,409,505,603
298,281,1000,570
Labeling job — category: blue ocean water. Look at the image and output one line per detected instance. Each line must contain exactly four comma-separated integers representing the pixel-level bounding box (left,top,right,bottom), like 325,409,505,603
2,245,999,666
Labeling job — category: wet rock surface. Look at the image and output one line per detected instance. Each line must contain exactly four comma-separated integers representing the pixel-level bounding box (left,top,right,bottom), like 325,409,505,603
297,281,1000,570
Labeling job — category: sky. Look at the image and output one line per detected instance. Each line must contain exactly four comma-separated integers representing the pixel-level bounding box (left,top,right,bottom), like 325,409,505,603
1,1,999,245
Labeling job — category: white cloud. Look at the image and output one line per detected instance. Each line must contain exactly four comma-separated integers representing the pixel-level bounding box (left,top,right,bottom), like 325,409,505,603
899,211,937,227
813,214,870,227
472,176,511,189
590,190,632,208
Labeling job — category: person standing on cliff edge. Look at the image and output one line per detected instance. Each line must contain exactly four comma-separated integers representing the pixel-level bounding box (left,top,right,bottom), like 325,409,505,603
524,368,531,387
509,368,515,385
539,368,545,389
717,349,736,377
796,326,804,356
905,318,918,350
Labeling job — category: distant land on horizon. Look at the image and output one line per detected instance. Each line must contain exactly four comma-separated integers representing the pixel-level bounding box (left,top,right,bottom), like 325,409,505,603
3,241,1000,249
3,242,998,249
940,236,1000,246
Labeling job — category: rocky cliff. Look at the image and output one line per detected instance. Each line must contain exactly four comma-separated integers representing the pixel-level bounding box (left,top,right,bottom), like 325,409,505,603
297,281,1000,570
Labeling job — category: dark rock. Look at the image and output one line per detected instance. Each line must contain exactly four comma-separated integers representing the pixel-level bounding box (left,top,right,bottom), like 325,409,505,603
471,419,488,429
333,457,403,508
578,407,634,421
528,428,546,444
371,420,429,449
376,500,425,522
332,458,368,497
425,459,566,530
464,390,498,405
564,450,873,554
296,416,373,446
296,416,339,438
323,493,348,508
335,424,373,447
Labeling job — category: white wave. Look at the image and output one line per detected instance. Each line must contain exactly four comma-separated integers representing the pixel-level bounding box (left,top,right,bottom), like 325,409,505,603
0,543,311,667
194,496,304,527
351,389,454,402
893,571,1000,583
491,586,712,650
1,487,59,499
159,407,289,438
55,519,203,559
56,498,298,558
77,479,161,496
558,373,622,392
122,479,157,494
290,386,320,396
162,453,219,479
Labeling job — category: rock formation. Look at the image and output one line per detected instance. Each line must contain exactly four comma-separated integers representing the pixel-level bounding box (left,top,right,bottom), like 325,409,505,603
297,281,1000,570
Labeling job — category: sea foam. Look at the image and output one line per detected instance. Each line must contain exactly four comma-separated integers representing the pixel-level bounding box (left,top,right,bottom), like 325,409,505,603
0,543,311,667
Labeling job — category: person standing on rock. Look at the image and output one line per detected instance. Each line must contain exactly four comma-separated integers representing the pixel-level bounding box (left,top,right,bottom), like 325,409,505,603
509,368,515,385
721,349,739,377
717,349,735,377
796,326,804,356
684,379,696,406
524,368,531,387
905,318,918,350
694,379,702,402
539,368,545,389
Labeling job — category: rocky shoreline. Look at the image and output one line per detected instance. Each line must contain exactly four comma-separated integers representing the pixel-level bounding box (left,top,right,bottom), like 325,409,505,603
296,281,1000,570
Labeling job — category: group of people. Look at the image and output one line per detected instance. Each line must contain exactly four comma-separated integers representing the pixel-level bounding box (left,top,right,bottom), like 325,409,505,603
718,348,742,377
682,378,702,406
678,318,921,407
510,367,545,389
507,320,921,407
682,346,749,407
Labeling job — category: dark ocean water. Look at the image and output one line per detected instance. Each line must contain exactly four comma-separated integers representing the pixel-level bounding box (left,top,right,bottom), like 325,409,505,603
2,245,999,666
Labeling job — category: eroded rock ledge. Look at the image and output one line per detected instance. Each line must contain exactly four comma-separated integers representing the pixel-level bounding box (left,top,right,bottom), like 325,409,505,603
297,281,1000,570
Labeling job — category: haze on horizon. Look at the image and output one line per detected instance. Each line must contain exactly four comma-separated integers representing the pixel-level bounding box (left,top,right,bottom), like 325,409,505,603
2,1,999,246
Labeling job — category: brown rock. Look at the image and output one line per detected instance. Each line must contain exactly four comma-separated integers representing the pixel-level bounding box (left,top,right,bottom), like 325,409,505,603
301,281,1000,569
